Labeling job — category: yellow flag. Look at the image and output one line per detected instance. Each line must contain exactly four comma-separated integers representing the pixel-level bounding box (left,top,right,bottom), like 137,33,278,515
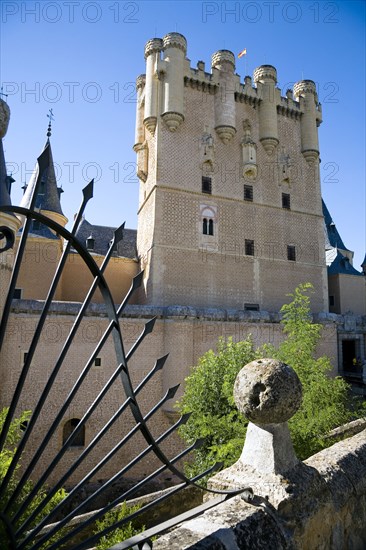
238,48,247,58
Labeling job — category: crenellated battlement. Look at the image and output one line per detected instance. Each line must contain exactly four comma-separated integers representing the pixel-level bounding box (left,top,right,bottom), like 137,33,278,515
162,32,187,53
211,49,236,70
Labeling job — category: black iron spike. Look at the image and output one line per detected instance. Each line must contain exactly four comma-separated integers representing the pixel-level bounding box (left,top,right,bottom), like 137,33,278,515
113,222,125,245
82,179,94,202
144,316,157,335
117,270,145,316
154,353,169,371
131,270,144,291
125,317,157,362
165,384,180,401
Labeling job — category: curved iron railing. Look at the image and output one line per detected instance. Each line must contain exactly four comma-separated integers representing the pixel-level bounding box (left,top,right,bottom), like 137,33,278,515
0,146,246,550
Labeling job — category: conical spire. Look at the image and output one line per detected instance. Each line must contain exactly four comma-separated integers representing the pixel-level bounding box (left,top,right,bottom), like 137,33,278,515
0,98,14,210
20,111,64,217
322,199,349,252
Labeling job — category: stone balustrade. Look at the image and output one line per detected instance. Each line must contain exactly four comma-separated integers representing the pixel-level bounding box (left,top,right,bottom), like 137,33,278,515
154,358,366,549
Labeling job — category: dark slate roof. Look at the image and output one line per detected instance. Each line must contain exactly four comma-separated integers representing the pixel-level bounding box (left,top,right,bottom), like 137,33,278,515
19,223,60,240
328,250,363,276
20,140,64,217
75,218,137,259
0,138,15,210
322,199,350,252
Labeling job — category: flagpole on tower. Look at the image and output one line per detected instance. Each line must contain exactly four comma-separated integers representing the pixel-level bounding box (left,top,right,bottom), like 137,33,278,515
237,48,247,75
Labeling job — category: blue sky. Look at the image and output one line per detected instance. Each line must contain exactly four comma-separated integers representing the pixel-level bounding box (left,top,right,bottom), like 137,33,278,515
1,0,365,268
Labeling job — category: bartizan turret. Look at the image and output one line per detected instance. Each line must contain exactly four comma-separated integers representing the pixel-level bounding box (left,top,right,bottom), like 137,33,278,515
161,32,187,132
143,38,163,134
211,50,237,144
134,74,148,182
293,80,321,164
253,65,279,155
134,74,146,148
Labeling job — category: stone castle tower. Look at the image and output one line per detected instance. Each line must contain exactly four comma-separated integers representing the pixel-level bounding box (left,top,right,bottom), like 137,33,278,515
134,33,328,312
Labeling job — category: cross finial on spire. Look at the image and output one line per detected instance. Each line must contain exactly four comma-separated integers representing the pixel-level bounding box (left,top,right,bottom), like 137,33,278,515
46,109,55,138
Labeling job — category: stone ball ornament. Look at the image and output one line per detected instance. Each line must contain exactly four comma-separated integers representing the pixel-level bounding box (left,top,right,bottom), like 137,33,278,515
233,358,302,425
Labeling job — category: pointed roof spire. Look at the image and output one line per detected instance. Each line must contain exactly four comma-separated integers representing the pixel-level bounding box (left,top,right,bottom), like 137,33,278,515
322,199,349,252
20,110,64,218
0,97,14,210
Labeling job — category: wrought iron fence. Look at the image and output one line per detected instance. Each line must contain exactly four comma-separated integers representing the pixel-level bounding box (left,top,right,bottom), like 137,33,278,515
0,146,246,549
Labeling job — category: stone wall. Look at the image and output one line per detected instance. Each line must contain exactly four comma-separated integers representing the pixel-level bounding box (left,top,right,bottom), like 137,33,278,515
0,302,341,486
154,408,366,548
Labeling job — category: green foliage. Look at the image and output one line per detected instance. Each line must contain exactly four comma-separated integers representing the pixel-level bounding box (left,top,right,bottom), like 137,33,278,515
261,283,365,458
94,501,144,550
0,408,67,548
176,337,258,477
176,283,366,478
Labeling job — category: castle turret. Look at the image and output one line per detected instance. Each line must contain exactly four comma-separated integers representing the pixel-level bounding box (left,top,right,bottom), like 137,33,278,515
161,32,187,132
211,50,237,144
253,65,279,155
134,74,146,148
143,38,163,134
0,99,14,209
20,120,68,230
134,74,148,182
293,80,321,163
0,99,21,314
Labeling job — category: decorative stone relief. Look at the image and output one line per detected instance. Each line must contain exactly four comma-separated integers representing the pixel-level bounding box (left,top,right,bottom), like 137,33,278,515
278,147,291,184
241,120,257,180
200,132,215,170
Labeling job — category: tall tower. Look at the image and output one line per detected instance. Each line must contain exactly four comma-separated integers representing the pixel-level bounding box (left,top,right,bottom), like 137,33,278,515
16,119,68,300
0,99,21,314
135,34,328,313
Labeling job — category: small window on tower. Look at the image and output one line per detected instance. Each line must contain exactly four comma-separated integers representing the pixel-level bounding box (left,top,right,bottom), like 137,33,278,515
287,245,296,261
244,185,253,202
94,357,102,367
203,218,214,236
244,303,259,311
329,295,335,307
202,176,212,194
282,193,291,209
13,288,22,299
245,240,254,256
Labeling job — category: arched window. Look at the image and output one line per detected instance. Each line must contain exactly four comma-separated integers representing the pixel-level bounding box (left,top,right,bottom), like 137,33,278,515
201,206,216,237
63,418,85,447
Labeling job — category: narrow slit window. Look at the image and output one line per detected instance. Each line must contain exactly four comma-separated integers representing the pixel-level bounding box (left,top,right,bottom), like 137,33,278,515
245,303,259,311
244,185,253,202
208,219,214,236
287,245,296,261
245,239,254,256
282,193,291,209
202,176,212,194
203,218,208,235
